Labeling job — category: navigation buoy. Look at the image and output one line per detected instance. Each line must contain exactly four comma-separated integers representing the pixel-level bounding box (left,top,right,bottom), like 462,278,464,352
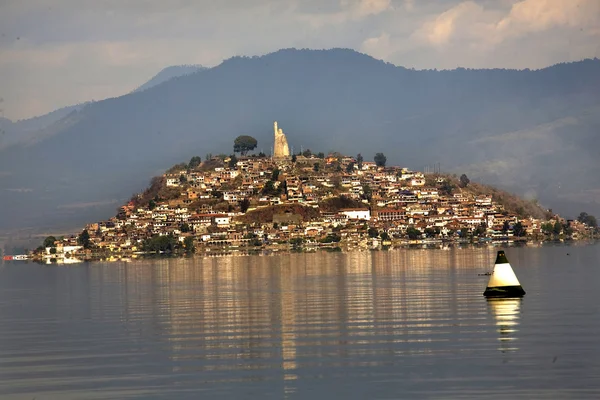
483,250,525,298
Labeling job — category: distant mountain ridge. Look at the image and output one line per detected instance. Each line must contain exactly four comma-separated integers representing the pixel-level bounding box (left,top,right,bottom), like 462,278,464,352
133,65,206,93
0,65,205,150
0,48,599,232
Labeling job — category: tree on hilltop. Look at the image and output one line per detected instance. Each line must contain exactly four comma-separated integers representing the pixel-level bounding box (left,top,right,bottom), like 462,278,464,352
459,174,470,187
43,236,57,248
78,230,91,249
233,135,258,155
578,212,598,227
188,156,202,169
356,153,363,170
374,153,386,167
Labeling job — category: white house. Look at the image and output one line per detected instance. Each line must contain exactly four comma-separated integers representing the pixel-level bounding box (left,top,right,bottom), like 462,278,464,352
340,208,371,221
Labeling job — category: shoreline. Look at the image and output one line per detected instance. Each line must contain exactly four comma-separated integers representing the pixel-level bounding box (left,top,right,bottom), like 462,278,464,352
9,238,598,265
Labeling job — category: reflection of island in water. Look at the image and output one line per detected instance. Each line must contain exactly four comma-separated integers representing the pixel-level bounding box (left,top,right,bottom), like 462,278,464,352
487,298,522,353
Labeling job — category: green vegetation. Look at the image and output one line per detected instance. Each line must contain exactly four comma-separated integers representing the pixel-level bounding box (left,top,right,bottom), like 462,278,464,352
406,226,421,240
142,234,177,253
459,174,470,188
180,223,191,233
513,221,526,237
188,156,202,169
368,227,379,238
320,233,341,243
240,198,251,213
578,212,598,228
43,236,57,248
374,152,386,167
77,230,91,249
233,135,258,155
356,153,363,170
183,237,195,254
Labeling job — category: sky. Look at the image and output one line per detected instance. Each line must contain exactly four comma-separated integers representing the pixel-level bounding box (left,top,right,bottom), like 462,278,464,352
0,0,599,120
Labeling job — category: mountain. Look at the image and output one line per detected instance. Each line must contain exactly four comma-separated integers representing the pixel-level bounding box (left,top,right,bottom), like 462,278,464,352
133,65,206,93
0,65,205,151
0,48,599,232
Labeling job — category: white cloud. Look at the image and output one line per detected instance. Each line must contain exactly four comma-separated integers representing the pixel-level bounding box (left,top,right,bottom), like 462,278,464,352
497,0,600,37
413,0,600,49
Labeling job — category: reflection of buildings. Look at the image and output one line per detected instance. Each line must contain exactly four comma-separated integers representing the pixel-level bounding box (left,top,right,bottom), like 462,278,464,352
487,298,522,353
84,248,502,395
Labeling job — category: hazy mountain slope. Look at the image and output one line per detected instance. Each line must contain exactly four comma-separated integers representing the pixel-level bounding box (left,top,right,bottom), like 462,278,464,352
133,65,206,93
0,49,599,232
0,65,205,151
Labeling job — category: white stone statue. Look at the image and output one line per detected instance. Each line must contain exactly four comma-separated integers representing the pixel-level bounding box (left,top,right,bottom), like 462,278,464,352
273,121,290,158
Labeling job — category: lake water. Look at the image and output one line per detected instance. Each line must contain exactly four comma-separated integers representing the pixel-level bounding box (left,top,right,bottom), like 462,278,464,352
1,243,599,399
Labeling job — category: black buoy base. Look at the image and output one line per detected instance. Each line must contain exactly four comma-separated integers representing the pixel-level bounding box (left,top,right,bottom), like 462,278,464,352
483,286,526,298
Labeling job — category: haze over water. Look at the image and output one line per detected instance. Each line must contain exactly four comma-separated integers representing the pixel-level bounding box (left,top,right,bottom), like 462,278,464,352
1,243,599,399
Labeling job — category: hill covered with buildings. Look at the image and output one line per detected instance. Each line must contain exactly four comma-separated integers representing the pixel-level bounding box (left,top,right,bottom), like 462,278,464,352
30,141,599,263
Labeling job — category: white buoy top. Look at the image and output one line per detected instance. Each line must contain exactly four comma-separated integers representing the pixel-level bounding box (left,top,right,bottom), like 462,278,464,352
487,262,522,288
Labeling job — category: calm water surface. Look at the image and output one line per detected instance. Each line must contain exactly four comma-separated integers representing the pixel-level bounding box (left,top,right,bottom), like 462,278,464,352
1,244,599,399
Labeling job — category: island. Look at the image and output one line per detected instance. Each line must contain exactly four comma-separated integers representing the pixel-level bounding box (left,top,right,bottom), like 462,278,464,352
27,122,599,263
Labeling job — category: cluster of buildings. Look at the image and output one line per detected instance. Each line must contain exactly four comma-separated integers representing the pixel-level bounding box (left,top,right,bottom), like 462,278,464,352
33,123,596,261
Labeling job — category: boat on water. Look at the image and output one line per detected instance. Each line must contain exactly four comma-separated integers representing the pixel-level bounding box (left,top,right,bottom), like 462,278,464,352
3,255,29,261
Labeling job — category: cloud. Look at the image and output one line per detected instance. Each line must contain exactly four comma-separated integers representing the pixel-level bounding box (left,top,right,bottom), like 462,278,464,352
414,0,600,48
497,0,600,37
298,0,391,28
0,0,598,119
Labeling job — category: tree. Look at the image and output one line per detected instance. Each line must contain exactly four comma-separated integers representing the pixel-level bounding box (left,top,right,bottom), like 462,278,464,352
78,230,91,249
183,236,195,254
541,222,554,235
367,227,379,238
261,180,278,196
356,153,364,170
374,152,387,167
179,174,187,184
406,226,421,240
188,156,202,169
380,232,391,241
228,154,238,169
474,223,487,237
513,221,526,237
240,198,251,213
439,180,454,196
271,168,280,181
362,183,372,202
142,234,176,253
302,149,312,157
291,154,297,163
346,162,355,173
502,221,510,234
313,163,320,172
553,221,562,235
424,227,440,238
578,212,598,228
43,236,57,248
233,135,258,155
459,174,470,188
317,152,325,159
180,223,191,233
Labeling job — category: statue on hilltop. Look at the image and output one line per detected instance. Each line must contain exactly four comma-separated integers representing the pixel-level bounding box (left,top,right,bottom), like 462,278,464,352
273,121,290,159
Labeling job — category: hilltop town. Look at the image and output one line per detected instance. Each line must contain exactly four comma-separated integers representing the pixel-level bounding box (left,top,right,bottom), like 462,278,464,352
28,122,598,263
